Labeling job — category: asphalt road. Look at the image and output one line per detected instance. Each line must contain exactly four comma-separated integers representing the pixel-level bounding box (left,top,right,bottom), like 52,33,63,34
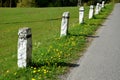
66,3,120,80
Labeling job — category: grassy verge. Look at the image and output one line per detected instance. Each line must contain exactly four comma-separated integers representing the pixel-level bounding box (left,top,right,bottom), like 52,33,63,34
0,3,114,80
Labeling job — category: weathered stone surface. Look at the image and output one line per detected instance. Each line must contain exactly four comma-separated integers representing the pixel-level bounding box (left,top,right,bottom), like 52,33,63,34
89,5,94,19
102,1,105,8
79,6,84,24
60,12,70,37
95,3,99,15
98,4,102,12
17,27,32,68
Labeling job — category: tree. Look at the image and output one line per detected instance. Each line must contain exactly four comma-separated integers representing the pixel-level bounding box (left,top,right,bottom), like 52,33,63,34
17,0,35,7
0,0,18,7
1,0,119,7
0,0,2,7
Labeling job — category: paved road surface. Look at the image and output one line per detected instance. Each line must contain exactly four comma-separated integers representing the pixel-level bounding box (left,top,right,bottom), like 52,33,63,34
66,3,120,80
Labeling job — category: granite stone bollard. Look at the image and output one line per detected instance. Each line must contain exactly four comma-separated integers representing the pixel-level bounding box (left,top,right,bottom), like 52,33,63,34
17,27,32,68
79,6,84,24
60,12,70,37
102,1,105,8
95,3,99,15
98,4,102,12
89,5,94,19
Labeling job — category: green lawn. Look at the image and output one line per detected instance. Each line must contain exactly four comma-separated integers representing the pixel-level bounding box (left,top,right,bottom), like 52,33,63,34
0,7,79,71
0,3,114,80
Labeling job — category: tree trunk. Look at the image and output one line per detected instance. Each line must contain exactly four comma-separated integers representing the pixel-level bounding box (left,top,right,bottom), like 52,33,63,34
10,0,11,7
78,0,81,6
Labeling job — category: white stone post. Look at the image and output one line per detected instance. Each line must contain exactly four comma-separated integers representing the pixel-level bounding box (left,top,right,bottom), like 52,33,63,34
102,1,105,8
60,12,70,37
17,27,32,68
98,4,102,12
79,6,84,24
89,5,94,19
95,3,99,15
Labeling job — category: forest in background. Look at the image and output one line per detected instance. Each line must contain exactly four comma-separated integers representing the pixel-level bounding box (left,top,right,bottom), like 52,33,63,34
0,0,119,7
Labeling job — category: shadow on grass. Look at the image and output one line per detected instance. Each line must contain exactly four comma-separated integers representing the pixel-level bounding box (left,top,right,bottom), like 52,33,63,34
87,23,104,26
0,17,61,24
93,15,108,19
30,61,79,68
68,33,99,38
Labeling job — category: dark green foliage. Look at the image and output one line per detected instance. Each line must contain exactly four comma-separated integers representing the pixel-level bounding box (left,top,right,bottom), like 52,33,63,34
0,0,18,7
17,0,35,7
1,0,118,7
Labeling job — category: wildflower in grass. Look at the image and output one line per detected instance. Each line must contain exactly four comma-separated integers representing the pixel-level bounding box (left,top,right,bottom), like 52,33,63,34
14,72,17,75
38,69,40,72
34,67,36,70
60,51,62,54
34,42,41,50
51,56,53,59
44,69,48,74
33,70,37,73
32,78,36,80
6,70,9,73
59,57,61,59
56,49,59,52
47,48,51,53
57,53,61,59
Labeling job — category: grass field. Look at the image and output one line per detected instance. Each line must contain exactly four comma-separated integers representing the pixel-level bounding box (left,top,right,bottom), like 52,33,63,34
0,3,114,80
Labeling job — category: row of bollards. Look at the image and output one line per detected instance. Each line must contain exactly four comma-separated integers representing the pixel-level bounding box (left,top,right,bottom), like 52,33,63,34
17,1,105,68
60,1,105,37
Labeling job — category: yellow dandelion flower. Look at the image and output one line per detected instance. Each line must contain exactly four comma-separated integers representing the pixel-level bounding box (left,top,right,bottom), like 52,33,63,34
56,49,59,52
34,67,36,70
33,70,36,73
38,69,40,72
6,70,9,73
44,69,47,74
32,78,36,80
43,69,48,74
14,72,17,75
